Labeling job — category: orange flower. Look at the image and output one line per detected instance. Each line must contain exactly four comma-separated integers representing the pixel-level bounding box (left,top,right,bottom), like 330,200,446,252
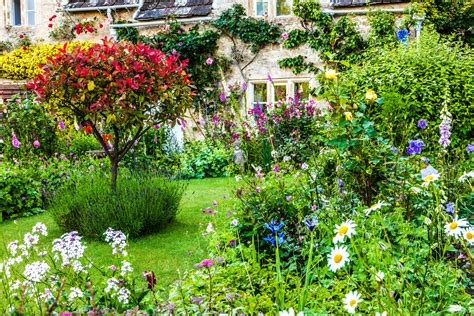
102,134,113,141
84,125,92,134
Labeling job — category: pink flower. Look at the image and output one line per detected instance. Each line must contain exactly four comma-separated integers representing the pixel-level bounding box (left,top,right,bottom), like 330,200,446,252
212,201,217,207
59,121,65,130
281,32,289,40
286,195,291,201
195,258,214,268
256,187,261,193
231,219,238,227
11,132,21,148
206,57,213,65
33,140,40,148
165,24,170,31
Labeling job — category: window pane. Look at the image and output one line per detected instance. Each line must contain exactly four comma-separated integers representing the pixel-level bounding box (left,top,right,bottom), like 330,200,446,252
13,0,21,25
26,0,35,25
274,84,287,102
27,11,35,25
256,0,268,16
295,82,309,101
276,0,291,16
253,83,267,103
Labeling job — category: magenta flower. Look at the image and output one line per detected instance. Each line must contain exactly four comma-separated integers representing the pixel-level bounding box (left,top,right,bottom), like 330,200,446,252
219,92,226,102
11,132,21,148
212,200,217,207
206,57,213,65
241,81,247,92
33,140,40,148
256,187,261,193
195,258,214,268
267,74,273,82
286,195,291,201
281,32,289,40
59,121,65,130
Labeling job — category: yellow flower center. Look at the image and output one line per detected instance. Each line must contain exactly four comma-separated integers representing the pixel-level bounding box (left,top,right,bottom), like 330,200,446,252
449,222,458,230
338,225,349,235
424,175,434,182
334,253,343,263
349,299,357,307
466,232,473,240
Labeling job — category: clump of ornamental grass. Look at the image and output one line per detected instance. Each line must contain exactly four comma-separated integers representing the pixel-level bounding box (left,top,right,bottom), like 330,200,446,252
50,169,187,239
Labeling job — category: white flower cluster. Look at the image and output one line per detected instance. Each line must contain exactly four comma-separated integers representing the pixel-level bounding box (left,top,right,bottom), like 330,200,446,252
24,261,50,283
52,231,86,267
32,223,48,237
117,287,131,304
68,287,83,300
104,228,128,256
120,260,133,276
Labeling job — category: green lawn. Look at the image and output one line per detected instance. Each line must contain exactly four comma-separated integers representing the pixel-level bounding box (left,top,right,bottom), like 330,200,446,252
0,177,236,287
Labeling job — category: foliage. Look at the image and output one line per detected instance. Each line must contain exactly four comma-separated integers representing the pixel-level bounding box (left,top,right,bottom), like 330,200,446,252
367,10,396,46
122,125,181,172
50,170,187,239
0,165,44,221
280,0,365,73
181,140,235,179
413,0,474,45
0,155,90,221
0,98,62,163
0,42,90,80
27,39,193,190
212,4,282,53
277,55,317,75
345,30,474,149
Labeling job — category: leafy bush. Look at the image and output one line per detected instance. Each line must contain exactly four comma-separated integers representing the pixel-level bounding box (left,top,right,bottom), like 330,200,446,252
181,140,235,179
122,126,181,172
68,130,101,155
346,30,474,148
0,98,62,163
50,170,187,238
0,42,90,80
0,165,43,221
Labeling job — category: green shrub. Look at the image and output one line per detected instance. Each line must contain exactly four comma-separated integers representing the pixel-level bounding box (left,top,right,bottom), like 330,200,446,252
181,140,235,179
346,30,474,148
68,130,100,155
0,98,63,163
50,170,187,239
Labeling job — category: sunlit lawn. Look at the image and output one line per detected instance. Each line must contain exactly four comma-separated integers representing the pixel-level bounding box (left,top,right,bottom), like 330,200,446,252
0,177,236,288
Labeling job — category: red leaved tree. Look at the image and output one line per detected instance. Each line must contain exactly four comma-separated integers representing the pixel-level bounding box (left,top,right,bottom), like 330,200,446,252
27,38,193,190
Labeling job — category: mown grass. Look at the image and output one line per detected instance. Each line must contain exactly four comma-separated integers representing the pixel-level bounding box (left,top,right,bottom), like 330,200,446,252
0,177,236,287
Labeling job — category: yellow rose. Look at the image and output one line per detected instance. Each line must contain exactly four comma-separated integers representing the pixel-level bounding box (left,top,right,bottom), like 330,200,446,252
366,89,377,102
344,112,353,121
324,69,337,80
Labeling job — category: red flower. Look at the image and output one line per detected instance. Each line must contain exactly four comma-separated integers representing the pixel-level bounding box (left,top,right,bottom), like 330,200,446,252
49,15,57,21
99,23,104,28
19,33,24,39
102,133,113,142
85,25,95,33
48,23,53,28
75,24,83,35
85,125,92,134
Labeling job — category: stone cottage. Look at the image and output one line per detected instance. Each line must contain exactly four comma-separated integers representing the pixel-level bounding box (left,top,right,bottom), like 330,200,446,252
1,0,410,106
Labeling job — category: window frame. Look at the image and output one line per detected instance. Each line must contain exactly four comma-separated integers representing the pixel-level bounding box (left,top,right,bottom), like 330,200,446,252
11,0,22,26
254,0,269,17
26,0,35,26
274,0,292,17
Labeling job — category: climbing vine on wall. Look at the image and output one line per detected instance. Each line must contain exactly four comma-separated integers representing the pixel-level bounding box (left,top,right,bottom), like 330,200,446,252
116,5,281,116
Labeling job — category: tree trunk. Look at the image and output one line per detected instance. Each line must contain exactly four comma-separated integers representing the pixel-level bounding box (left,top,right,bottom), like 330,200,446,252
111,159,118,192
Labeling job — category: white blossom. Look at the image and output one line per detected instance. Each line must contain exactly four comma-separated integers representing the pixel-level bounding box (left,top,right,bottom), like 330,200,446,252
24,261,50,282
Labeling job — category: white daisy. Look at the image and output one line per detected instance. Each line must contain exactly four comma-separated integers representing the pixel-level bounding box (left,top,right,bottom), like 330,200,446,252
444,216,469,238
420,165,440,187
333,220,357,243
363,201,387,216
342,290,362,314
462,227,474,245
448,305,464,312
375,271,385,282
327,245,350,272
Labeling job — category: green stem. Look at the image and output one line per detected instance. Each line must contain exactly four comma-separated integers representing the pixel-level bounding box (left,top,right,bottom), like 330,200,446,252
275,235,284,310
299,232,314,311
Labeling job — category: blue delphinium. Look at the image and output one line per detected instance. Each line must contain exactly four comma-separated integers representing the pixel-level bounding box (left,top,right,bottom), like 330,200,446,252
303,216,318,231
264,218,284,235
445,202,455,214
467,143,474,156
406,139,425,155
397,29,409,43
263,232,285,247
417,119,427,129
